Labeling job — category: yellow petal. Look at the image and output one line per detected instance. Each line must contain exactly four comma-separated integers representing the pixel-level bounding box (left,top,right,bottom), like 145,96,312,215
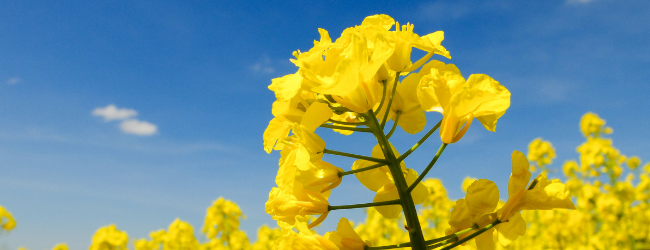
268,72,303,101
495,212,526,247
465,179,500,216
508,151,531,198
262,117,292,153
335,218,365,249
518,175,576,211
353,159,390,192
475,228,495,250
449,74,510,120
406,169,429,205
301,102,334,132
448,199,473,229
373,184,402,219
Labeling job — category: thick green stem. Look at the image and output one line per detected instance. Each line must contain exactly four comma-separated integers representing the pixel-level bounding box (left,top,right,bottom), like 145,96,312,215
364,111,427,250
323,149,388,164
407,143,448,193
328,199,400,211
396,119,442,163
320,124,372,132
380,72,401,130
339,162,385,177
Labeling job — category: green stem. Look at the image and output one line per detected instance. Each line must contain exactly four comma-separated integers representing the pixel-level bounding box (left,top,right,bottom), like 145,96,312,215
323,149,388,164
396,119,442,163
328,199,400,211
364,111,427,250
374,79,388,116
339,163,385,177
407,143,448,193
385,111,401,139
439,220,501,250
327,119,364,126
320,124,371,132
380,72,401,130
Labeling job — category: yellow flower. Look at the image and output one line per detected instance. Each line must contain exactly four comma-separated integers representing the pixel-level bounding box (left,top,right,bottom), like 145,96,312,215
385,22,450,73
376,71,427,134
0,205,16,231
580,112,612,137
447,179,500,250
52,244,69,250
273,217,340,250
417,60,510,143
251,225,283,250
326,218,372,250
265,182,330,227
90,224,129,250
527,138,556,170
496,151,576,246
165,218,200,250
352,144,428,219
263,90,319,153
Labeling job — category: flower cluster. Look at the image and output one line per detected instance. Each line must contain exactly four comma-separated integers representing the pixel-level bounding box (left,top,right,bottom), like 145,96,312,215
260,14,573,250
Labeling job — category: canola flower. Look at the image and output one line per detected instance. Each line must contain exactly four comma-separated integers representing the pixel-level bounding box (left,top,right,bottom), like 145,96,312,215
261,14,576,250
0,205,16,231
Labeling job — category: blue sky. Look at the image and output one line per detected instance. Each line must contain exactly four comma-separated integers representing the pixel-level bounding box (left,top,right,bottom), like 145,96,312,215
1,0,649,249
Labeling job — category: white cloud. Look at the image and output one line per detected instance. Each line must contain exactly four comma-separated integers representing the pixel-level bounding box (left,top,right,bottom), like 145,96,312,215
6,77,20,85
92,104,138,121
119,119,158,136
250,55,276,74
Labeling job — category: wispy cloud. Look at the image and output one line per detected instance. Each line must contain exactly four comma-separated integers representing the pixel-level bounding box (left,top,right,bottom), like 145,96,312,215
92,104,138,121
6,77,20,85
250,55,276,74
119,119,158,136
92,104,158,136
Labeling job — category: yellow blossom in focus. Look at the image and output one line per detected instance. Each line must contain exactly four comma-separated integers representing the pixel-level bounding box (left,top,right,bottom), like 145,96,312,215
273,217,339,250
326,218,372,250
496,151,575,246
416,60,511,144
265,182,330,227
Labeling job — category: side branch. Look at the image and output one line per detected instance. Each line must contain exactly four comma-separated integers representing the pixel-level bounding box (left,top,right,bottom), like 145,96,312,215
339,163,386,177
328,199,400,211
323,149,389,164
320,124,372,132
407,143,448,193
439,219,502,250
396,119,442,162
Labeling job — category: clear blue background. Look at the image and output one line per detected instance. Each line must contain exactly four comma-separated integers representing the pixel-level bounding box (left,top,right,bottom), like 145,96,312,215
1,0,649,249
